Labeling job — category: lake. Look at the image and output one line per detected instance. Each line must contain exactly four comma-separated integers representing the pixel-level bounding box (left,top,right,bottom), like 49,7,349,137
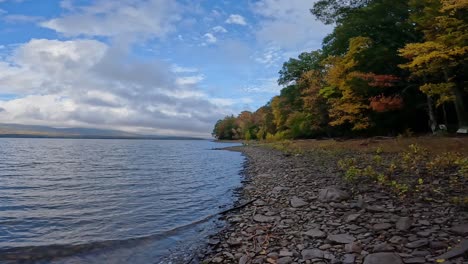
0,138,244,263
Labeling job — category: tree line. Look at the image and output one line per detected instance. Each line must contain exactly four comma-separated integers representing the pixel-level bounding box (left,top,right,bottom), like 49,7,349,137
213,0,467,140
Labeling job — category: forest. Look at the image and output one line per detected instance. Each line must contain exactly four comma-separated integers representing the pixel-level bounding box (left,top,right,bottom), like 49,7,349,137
212,0,468,140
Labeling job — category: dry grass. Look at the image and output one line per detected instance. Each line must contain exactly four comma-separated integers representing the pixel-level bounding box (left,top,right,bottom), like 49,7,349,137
285,136,468,155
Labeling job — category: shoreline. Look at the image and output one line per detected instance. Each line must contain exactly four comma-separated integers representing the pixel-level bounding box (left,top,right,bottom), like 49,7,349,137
200,145,468,264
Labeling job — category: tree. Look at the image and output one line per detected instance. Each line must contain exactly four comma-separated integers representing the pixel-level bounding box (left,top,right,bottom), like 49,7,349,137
399,0,468,128
278,50,324,86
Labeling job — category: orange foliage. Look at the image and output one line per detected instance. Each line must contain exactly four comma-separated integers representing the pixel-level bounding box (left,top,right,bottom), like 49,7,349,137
352,73,400,87
369,95,404,112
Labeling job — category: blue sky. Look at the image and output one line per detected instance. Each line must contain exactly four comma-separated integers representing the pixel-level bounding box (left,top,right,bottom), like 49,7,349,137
0,0,331,137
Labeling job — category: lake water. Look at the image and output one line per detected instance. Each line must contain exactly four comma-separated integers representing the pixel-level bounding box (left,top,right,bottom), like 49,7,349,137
0,138,244,263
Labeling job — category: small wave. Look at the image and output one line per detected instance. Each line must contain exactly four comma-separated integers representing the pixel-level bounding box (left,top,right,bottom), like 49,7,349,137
0,214,216,262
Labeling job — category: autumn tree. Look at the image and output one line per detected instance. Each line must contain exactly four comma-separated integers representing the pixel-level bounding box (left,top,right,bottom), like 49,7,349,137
399,0,468,129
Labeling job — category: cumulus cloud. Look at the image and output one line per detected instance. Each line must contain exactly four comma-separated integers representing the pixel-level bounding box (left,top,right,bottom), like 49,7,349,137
0,39,232,137
203,33,217,44
40,0,181,40
225,14,247,26
212,26,227,33
252,0,332,49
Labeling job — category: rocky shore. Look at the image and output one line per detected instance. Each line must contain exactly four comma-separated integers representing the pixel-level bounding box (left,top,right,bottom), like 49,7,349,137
200,145,468,264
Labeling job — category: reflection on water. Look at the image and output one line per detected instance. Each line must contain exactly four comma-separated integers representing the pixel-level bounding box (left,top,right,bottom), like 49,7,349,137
0,139,243,263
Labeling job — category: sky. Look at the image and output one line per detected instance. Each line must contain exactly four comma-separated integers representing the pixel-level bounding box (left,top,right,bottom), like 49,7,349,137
0,0,332,137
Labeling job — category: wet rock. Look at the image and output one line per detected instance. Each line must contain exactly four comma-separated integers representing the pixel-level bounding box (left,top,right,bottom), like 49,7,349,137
363,253,404,264
208,238,220,246
303,229,326,238
318,187,350,202
290,196,308,207
405,239,429,249
327,234,356,244
301,248,324,260
396,217,412,231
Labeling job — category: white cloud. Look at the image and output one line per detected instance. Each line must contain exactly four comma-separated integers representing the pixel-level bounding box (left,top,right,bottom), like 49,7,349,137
242,77,282,94
171,65,199,73
252,0,332,49
225,14,247,26
212,25,227,33
175,75,205,86
203,33,217,44
255,45,282,67
0,39,232,137
40,0,181,40
3,14,43,23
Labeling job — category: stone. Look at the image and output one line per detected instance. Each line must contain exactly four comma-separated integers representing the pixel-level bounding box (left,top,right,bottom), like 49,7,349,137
434,239,468,261
363,253,404,264
403,257,426,263
450,223,468,236
430,241,447,250
277,257,292,264
239,255,250,264
345,242,362,253
301,249,324,260
373,243,395,252
303,229,327,238
405,239,429,249
343,254,355,264
290,196,308,207
208,238,220,245
327,234,356,244
318,187,350,202
389,236,405,244
212,257,223,263
279,250,293,257
345,213,361,222
253,214,278,223
396,217,412,231
373,223,392,231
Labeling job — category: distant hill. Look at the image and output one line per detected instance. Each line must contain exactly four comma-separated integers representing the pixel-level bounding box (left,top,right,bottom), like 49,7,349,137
0,123,204,140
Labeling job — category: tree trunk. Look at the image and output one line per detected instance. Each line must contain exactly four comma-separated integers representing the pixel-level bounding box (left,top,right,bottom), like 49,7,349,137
451,84,468,127
427,95,438,134
444,70,468,128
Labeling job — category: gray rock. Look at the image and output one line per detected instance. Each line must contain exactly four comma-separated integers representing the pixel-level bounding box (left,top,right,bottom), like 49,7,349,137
405,239,429,249
345,213,361,222
253,214,278,223
303,229,326,238
279,250,293,257
318,187,350,202
373,223,392,231
363,253,403,264
343,254,356,264
302,248,324,260
327,234,356,244
239,255,250,264
277,257,292,264
290,196,308,207
450,223,468,236
396,217,412,231
403,257,426,263
345,242,362,253
373,242,395,252
366,205,387,212
434,239,468,261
